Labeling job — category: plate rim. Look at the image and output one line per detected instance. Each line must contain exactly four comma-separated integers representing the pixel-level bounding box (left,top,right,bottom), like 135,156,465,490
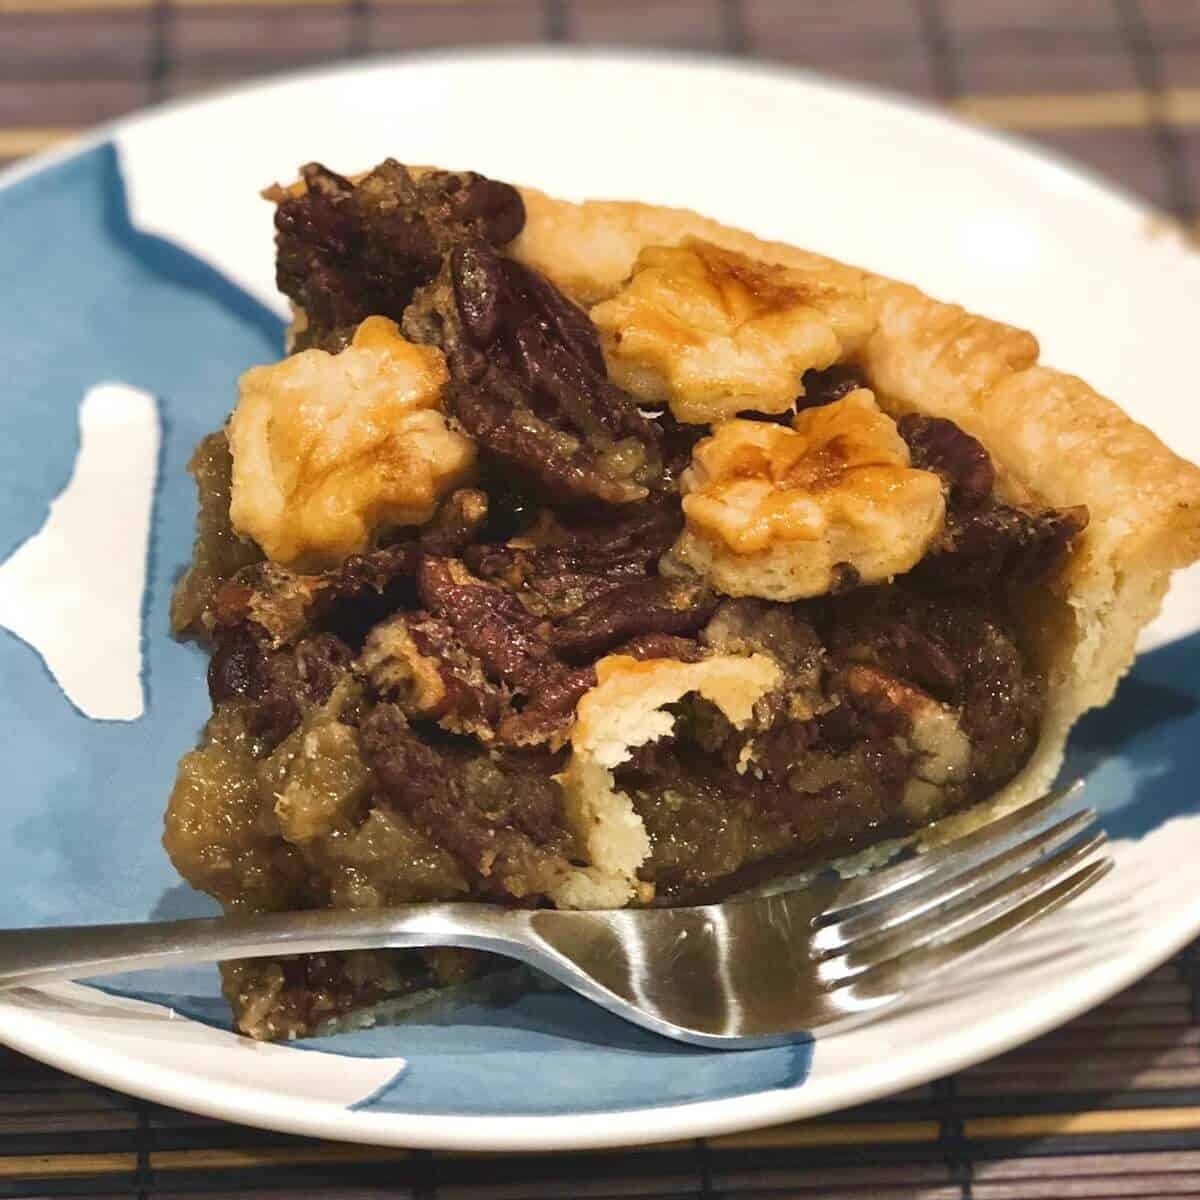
2,46,1198,1151
2,886,1198,1151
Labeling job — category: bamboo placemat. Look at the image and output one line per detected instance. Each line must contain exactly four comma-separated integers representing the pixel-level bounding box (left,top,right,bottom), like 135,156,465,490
2,1,1200,1194
1,0,1198,229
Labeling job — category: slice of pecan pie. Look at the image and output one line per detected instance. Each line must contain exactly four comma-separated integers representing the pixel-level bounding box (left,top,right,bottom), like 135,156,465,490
164,160,1200,1040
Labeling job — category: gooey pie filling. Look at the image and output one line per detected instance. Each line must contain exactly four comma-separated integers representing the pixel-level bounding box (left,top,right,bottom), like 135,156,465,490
165,162,1087,1039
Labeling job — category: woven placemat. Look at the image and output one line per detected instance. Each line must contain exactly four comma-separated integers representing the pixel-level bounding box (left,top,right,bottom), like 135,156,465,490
1,0,1197,228
2,1,1199,1195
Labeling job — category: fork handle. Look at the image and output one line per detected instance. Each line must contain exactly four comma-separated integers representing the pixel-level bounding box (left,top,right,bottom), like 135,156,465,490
0,905,537,991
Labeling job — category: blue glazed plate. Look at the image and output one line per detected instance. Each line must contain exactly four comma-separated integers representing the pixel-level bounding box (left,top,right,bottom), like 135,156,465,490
1,52,1198,1151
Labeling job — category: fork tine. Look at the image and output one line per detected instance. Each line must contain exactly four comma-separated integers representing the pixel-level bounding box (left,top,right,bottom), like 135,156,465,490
812,808,1097,956
819,782,1083,918
821,829,1109,984
837,856,1114,1008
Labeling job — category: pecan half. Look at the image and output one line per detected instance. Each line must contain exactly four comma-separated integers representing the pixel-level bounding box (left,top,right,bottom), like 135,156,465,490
360,705,572,898
466,503,683,620
551,576,717,662
273,161,525,352
796,363,868,410
898,414,995,508
409,242,665,504
916,503,1089,591
417,556,595,746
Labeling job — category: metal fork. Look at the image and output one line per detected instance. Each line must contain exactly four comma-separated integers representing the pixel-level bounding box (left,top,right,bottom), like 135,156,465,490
0,784,1110,1048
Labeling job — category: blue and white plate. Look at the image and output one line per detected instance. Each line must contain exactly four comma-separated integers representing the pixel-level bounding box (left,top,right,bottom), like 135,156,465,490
1,51,1198,1151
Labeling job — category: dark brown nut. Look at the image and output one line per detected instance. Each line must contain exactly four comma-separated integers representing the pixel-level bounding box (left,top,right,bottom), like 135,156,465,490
452,245,606,376
551,577,717,662
466,503,683,620
418,557,556,693
450,241,504,346
915,502,1089,591
829,614,961,700
360,705,572,898
207,626,260,705
1009,504,1090,579
429,242,664,504
466,547,620,620
515,321,647,446
898,414,995,508
359,706,459,841
828,590,1042,797
334,543,424,593
449,247,656,442
446,358,649,505
440,174,526,247
273,165,364,352
796,363,868,410
272,161,525,352
496,666,597,748
417,556,607,747
550,503,684,568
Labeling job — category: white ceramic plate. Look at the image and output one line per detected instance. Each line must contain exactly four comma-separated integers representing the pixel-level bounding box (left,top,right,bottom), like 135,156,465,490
0,50,1198,1152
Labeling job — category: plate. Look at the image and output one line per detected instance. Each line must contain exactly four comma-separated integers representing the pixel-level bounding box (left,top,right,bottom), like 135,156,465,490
1,50,1198,1152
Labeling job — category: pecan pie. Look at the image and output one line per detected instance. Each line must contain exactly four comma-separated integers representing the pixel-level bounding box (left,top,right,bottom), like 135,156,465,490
164,160,1200,1040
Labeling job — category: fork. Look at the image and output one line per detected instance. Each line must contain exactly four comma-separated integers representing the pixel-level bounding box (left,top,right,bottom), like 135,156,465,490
0,784,1109,1048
